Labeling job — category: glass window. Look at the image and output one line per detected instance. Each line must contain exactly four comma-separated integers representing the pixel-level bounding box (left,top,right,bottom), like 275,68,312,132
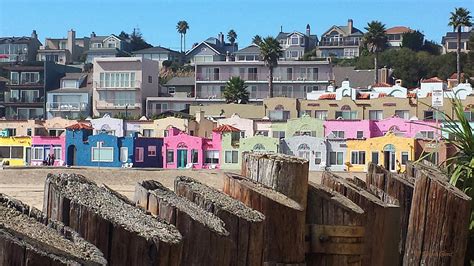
464,111,474,121
32,147,44,160
10,72,19,84
62,80,77,88
401,152,409,165
53,147,62,161
332,131,345,139
166,149,174,163
120,147,128,163
424,111,434,120
369,110,383,120
191,149,199,164
395,110,410,120
329,152,344,165
272,131,286,139
315,110,328,120
20,72,40,84
148,146,156,156
420,131,435,139
205,150,219,164
356,131,364,139
0,147,10,159
135,147,144,162
371,151,379,165
335,111,358,120
168,87,176,94
11,147,23,159
225,150,238,164
315,152,322,165
91,144,114,162
351,151,366,165
143,129,154,137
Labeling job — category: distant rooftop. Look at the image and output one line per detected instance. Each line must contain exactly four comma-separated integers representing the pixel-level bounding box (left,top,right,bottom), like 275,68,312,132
133,46,180,54
165,76,194,87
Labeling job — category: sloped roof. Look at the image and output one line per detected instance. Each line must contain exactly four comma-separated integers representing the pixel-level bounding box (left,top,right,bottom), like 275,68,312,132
322,24,364,37
319,93,336,100
421,77,443,83
185,41,223,56
61,73,87,80
333,66,375,88
133,46,179,54
386,26,412,34
448,73,464,80
66,122,93,130
165,77,195,86
234,45,260,54
213,124,241,133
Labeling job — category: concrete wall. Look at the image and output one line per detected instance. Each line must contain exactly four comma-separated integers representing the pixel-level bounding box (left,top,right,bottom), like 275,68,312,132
324,120,370,139
218,114,255,137
239,135,279,154
281,136,327,171
90,116,124,137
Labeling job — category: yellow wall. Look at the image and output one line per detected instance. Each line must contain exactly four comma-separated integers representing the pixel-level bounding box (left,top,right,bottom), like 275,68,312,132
0,137,31,166
346,133,415,172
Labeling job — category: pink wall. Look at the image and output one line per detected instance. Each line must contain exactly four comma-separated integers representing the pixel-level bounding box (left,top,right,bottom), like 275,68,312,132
162,130,222,169
31,136,66,166
324,120,371,139
372,117,439,138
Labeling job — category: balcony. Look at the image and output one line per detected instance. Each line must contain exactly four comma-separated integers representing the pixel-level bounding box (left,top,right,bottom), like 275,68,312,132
94,80,141,90
3,93,43,104
319,39,360,47
47,102,89,112
95,99,141,109
196,72,322,82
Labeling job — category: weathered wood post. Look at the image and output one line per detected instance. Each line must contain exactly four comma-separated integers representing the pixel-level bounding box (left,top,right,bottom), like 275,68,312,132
306,182,365,265
136,180,233,266
322,172,400,266
174,176,265,266
43,173,183,266
223,172,306,265
0,193,106,265
403,167,471,265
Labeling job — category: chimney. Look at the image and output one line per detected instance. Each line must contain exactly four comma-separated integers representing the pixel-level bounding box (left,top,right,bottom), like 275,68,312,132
195,110,205,123
67,29,76,57
306,24,311,37
218,32,224,45
380,67,388,84
31,30,38,39
90,32,96,38
280,26,283,33
348,19,353,34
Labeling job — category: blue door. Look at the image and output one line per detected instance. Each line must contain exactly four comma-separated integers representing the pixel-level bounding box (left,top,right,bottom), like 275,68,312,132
177,149,188,168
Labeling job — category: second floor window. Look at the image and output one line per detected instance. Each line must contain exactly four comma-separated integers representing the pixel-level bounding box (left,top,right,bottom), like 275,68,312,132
315,110,328,120
21,72,40,84
369,110,383,120
10,72,19,85
331,131,345,139
351,151,366,165
99,72,136,88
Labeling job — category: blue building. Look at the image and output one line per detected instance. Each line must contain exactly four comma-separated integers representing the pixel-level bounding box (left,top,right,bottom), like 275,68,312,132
133,137,163,168
65,123,134,167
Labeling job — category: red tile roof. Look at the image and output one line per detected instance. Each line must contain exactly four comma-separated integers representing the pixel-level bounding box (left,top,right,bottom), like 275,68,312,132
408,92,417,98
448,73,464,80
385,26,412,34
421,77,443,83
66,122,93,130
378,93,387,98
372,82,392,87
357,93,370,99
319,93,336,100
213,124,241,133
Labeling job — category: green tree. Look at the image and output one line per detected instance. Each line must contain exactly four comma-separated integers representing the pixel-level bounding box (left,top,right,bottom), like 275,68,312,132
129,28,152,51
227,30,237,53
258,36,283,98
448,7,472,84
401,30,424,51
176,21,189,52
252,35,262,46
422,40,442,55
363,21,388,84
223,77,249,103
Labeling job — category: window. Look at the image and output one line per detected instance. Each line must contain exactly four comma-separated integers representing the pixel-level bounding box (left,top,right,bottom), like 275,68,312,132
371,151,379,165
225,151,239,164
148,76,152,83
143,129,154,137
10,72,19,84
91,142,114,162
369,110,383,120
135,147,144,162
351,151,366,165
0,147,10,159
99,72,136,88
191,149,199,164
420,131,435,139
395,110,410,120
205,150,219,164
53,147,62,161
166,149,174,163
315,152,322,165
424,111,434,120
335,106,357,120
272,131,286,139
464,111,474,121
315,110,328,120
356,131,364,139
401,152,409,165
148,146,157,156
27,128,32,136
297,144,310,160
256,131,268,137
20,72,40,84
329,152,344,165
5,128,16,136
332,131,345,139
291,36,299,45
10,147,23,159
286,68,293,80
253,143,266,151
32,147,44,160
62,80,77,88
120,147,128,163
49,129,65,137
168,87,176,94
247,68,258,80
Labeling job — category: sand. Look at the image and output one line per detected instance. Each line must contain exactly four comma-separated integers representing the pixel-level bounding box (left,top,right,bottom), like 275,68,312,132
0,167,365,210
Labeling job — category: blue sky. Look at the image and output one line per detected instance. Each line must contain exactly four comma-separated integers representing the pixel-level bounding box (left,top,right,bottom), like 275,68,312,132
0,0,472,51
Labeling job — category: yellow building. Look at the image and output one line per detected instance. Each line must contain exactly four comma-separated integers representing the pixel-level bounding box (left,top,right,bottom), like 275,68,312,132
346,132,415,172
0,137,32,166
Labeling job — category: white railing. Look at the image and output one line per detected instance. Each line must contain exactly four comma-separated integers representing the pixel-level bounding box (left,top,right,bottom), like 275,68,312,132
95,100,141,109
48,102,88,111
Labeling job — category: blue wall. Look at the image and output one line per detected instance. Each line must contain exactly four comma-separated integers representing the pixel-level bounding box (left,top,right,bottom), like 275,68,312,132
65,129,134,167
133,138,163,168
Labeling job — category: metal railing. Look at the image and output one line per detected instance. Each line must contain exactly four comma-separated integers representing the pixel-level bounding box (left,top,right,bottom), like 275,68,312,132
47,102,88,111
3,93,42,103
319,39,360,47
95,100,141,109
94,80,141,90
196,72,321,82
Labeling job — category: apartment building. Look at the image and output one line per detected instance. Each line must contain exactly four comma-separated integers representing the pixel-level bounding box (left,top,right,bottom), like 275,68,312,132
0,30,42,63
317,19,364,58
37,29,90,64
92,57,159,117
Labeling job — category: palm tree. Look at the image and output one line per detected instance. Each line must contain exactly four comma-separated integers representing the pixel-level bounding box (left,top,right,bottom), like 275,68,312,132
258,37,283,98
227,30,237,52
252,35,262,46
448,7,472,85
363,21,388,84
176,21,189,52
223,77,249,103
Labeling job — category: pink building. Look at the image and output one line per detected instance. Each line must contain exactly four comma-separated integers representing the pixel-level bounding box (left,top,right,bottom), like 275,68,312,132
324,116,440,140
30,136,66,166
324,120,371,139
162,127,222,169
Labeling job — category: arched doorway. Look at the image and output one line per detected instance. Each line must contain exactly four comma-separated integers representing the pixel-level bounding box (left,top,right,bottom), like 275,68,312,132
177,142,188,168
383,144,396,171
67,145,77,166
297,143,310,160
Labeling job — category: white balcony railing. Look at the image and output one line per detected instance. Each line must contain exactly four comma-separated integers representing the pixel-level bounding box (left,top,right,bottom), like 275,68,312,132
47,102,88,112
94,80,141,90
196,72,321,82
95,99,141,109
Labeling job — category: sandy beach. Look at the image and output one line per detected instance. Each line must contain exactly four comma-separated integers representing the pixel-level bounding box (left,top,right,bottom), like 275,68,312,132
0,167,364,210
